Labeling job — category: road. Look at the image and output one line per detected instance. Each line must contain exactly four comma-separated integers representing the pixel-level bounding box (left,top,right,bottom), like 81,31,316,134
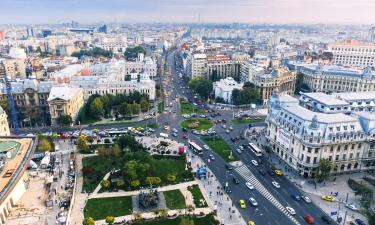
154,50,335,225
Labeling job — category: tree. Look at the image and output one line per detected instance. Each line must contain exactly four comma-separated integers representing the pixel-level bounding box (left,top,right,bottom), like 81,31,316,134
83,217,95,225
140,98,150,112
188,78,213,100
86,136,95,147
0,100,9,116
130,179,140,188
77,136,89,153
117,179,125,188
119,103,130,116
366,209,375,225
145,177,161,186
124,160,138,181
131,103,141,115
56,114,73,126
89,97,104,119
231,85,259,105
24,107,42,126
316,159,332,182
124,46,146,60
112,144,121,158
105,216,115,225
38,138,52,152
167,174,176,183
101,179,110,189
97,146,108,158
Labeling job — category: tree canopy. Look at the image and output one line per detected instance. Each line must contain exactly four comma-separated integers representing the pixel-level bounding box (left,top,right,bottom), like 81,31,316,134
316,158,332,182
231,82,259,105
188,78,213,100
56,114,73,126
71,47,112,59
124,46,146,61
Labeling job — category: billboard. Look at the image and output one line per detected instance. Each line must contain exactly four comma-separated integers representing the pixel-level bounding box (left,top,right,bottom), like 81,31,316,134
277,129,291,148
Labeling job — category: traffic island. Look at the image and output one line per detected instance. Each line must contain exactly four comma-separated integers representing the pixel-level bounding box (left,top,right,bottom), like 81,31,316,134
180,118,213,131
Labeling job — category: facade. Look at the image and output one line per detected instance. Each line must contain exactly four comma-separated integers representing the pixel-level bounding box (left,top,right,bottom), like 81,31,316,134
0,106,10,136
47,85,84,125
95,35,127,53
0,59,26,80
240,61,265,83
252,67,296,104
266,90,375,178
328,40,375,68
213,77,243,103
207,55,240,80
186,53,207,79
124,56,157,78
299,64,375,93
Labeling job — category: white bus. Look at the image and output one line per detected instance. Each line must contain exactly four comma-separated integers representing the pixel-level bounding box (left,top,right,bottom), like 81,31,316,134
108,130,128,137
188,140,203,155
248,142,262,157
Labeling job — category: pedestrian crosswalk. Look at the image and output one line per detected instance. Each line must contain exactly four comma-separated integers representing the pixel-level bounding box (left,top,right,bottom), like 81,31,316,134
235,165,301,225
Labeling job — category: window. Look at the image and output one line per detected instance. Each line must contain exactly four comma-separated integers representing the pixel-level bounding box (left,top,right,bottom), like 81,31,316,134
337,146,341,151
307,147,312,153
344,145,348,150
306,156,311,163
343,154,347,160
351,144,355,150
313,157,317,164
335,155,339,160
315,148,319,154
336,126,341,131
330,146,334,153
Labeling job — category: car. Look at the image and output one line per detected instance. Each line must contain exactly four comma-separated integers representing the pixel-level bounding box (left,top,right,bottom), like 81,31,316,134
267,170,275,176
239,199,246,208
239,145,244,151
291,194,301,201
274,169,283,176
304,215,314,224
272,181,280,188
209,154,215,160
225,164,233,170
240,135,245,140
248,221,255,225
321,215,332,224
258,169,266,175
226,129,230,134
230,137,236,142
301,196,312,203
172,128,178,133
245,182,254,190
236,148,242,154
321,195,336,202
222,119,226,123
232,177,240,184
251,160,259,166
164,125,169,130
286,206,296,215
203,145,210,150
222,124,227,129
183,135,188,139
355,219,367,225
229,126,234,131
225,188,232,194
248,197,258,206
182,127,188,132
345,203,358,211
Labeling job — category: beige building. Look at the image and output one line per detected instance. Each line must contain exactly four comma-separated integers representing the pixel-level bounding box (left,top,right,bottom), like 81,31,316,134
47,85,84,125
187,53,207,79
253,67,296,104
0,106,10,136
0,59,26,79
207,55,240,80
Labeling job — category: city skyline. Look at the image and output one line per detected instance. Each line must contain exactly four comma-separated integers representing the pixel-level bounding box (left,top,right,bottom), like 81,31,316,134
1,0,375,24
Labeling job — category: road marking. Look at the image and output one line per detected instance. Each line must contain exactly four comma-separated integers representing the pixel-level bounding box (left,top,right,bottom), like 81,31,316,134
234,165,301,225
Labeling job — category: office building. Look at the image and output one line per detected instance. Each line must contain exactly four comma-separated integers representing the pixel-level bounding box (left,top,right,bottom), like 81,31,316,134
186,53,207,79
207,55,240,80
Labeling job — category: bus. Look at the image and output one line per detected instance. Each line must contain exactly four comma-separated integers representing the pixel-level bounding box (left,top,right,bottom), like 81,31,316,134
248,142,262,157
188,140,203,155
108,130,128,137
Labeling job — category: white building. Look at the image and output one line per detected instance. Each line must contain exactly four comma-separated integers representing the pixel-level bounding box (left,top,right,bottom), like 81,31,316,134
186,53,207,79
328,40,375,68
240,61,265,83
124,56,157,78
95,35,127,53
266,90,375,178
0,106,10,136
213,77,243,103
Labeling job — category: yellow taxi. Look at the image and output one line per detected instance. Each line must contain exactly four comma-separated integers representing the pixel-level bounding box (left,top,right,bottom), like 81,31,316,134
274,169,283,176
321,195,336,202
239,199,247,208
248,221,255,225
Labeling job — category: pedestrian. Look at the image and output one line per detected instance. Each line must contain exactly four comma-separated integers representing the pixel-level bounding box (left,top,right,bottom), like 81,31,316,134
230,215,232,219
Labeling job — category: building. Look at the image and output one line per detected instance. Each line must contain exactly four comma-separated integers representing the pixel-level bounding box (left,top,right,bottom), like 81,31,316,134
47,85,84,125
95,35,127,53
251,67,296,104
56,44,76,57
0,106,10,136
266,90,375,178
207,55,239,80
186,53,207,79
124,56,157,78
0,136,37,225
0,31,4,41
298,64,375,93
328,40,375,68
0,59,26,79
240,61,265,83
213,77,243,103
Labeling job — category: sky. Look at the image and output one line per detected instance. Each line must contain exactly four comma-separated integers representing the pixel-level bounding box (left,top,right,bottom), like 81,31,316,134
0,0,375,24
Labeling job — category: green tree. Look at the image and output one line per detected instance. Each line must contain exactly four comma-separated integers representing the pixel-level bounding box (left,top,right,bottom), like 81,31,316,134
117,179,125,188
77,136,89,153
38,138,52,152
316,159,332,182
366,209,375,225
83,217,95,225
131,103,141,115
112,144,121,158
101,179,110,189
167,174,176,183
86,136,95,147
130,179,140,188
89,97,104,119
188,78,213,100
145,177,161,186
56,114,73,126
0,100,9,116
119,102,129,116
124,160,138,181
140,98,150,112
124,46,146,60
105,216,115,225
97,146,108,158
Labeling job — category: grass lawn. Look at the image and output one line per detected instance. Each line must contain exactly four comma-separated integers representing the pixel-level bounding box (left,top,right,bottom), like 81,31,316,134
164,189,186,209
158,101,165,113
82,155,123,193
180,118,213,131
133,214,216,225
180,100,203,115
202,136,239,162
84,196,132,220
187,184,208,208
135,123,159,129
232,117,264,125
80,116,100,125
150,156,194,185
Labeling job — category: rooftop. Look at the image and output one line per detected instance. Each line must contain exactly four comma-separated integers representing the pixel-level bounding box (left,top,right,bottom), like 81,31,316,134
47,85,82,101
335,92,375,101
330,40,375,48
302,92,349,106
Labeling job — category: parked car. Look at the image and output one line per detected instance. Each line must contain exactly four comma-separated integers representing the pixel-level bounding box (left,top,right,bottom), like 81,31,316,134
304,215,314,224
301,196,312,203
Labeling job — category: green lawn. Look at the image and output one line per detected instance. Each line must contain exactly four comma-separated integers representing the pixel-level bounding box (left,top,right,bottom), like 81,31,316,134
202,136,239,162
82,155,122,193
232,117,264,125
133,214,216,225
187,184,208,208
164,189,186,209
84,196,133,220
180,100,203,115
158,101,165,113
180,118,213,131
150,156,194,185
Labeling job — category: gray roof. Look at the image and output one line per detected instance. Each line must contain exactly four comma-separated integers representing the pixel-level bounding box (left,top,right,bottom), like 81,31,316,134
302,92,349,106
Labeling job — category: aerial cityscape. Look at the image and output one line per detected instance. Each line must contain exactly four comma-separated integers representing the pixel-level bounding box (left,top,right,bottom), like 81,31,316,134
0,1,375,225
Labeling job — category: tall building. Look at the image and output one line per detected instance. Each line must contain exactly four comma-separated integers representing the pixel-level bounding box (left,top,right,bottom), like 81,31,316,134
328,40,375,68
98,24,108,34
266,90,375,178
186,53,207,79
